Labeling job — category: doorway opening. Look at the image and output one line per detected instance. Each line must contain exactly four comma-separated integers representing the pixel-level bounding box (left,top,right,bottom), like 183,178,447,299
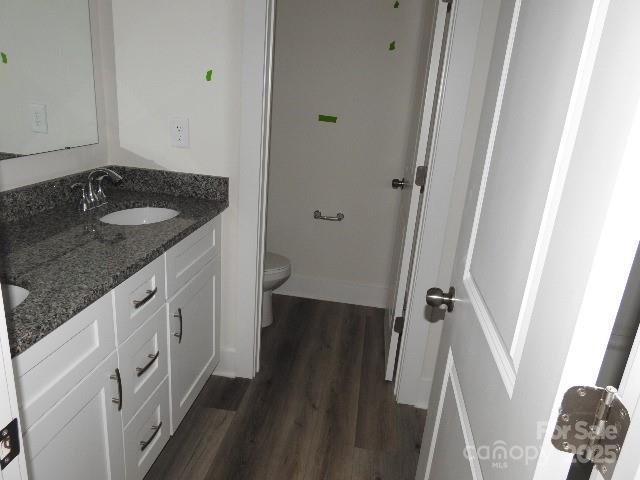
259,0,447,394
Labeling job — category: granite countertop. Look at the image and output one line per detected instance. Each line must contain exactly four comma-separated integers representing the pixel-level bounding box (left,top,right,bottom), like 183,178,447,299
0,167,228,357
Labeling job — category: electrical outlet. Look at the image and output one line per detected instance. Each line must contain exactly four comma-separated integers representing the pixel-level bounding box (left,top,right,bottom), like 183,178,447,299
30,103,48,134
169,116,190,148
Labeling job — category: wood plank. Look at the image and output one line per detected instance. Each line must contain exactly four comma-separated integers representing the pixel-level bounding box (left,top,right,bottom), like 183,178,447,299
199,376,251,411
145,408,234,480
351,448,375,480
260,300,348,479
355,307,398,451
379,404,427,480
204,296,321,479
302,302,367,480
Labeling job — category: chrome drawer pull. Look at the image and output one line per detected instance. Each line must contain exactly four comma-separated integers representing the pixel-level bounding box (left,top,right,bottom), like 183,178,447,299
140,422,162,452
313,210,344,221
136,351,160,377
173,308,183,344
110,368,123,411
132,287,158,309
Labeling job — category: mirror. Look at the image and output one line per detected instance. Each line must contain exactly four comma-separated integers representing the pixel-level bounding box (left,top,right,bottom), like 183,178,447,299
0,0,99,159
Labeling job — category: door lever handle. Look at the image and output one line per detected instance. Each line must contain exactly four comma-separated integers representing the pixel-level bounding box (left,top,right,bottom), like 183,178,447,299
313,210,344,221
426,286,456,312
392,178,408,189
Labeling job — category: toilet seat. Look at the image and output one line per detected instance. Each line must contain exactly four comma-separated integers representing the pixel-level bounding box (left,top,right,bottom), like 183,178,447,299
264,252,290,275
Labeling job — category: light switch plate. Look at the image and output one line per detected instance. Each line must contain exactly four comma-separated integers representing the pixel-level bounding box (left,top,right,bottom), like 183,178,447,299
30,103,48,134
169,116,189,148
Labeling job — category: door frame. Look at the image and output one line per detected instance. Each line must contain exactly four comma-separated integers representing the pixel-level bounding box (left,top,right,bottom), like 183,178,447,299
610,275,640,479
240,0,470,384
236,0,276,377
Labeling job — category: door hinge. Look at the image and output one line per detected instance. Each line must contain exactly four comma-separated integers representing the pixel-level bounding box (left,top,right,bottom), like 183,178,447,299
442,0,453,13
415,165,427,193
551,386,629,480
0,418,20,470
393,316,405,334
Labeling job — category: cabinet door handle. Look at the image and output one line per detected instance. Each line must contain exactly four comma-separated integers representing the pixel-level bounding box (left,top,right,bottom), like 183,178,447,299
136,351,160,377
173,308,183,344
110,368,123,411
132,287,158,309
140,422,162,452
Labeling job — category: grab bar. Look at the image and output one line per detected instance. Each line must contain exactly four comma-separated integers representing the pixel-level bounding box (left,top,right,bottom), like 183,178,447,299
313,210,344,221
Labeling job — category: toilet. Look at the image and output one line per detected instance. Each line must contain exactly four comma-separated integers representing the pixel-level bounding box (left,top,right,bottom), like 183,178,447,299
262,252,291,327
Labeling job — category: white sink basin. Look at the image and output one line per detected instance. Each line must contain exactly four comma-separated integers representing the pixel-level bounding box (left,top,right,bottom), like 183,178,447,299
1,284,29,311
100,207,179,226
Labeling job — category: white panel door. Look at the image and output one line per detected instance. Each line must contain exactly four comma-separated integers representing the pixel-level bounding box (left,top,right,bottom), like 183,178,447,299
416,0,640,479
384,0,449,381
0,291,27,479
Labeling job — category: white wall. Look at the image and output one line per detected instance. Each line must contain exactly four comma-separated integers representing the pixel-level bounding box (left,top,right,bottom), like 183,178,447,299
0,0,108,191
104,0,245,376
0,0,98,157
266,0,431,308
0,0,252,378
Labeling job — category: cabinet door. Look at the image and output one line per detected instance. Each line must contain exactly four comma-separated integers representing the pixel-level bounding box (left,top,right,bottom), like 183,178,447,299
14,292,115,432
22,352,125,480
167,258,220,432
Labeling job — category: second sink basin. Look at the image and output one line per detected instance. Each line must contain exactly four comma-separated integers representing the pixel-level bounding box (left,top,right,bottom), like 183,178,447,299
1,284,29,311
100,207,179,226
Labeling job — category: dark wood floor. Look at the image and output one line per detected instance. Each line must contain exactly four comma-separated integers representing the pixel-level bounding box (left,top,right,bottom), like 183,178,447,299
145,295,427,480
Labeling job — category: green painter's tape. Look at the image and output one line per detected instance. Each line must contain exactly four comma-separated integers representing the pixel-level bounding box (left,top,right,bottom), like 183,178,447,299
205,69,213,81
318,115,337,123
1,52,7,64
389,41,396,51
393,1,399,8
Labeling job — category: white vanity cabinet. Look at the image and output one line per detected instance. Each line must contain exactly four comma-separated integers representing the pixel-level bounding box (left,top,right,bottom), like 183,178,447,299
12,217,221,480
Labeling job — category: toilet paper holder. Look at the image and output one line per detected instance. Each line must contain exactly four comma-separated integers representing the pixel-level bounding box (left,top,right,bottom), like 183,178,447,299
313,210,344,222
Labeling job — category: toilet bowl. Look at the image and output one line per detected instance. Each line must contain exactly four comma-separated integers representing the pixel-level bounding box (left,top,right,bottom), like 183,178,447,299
262,252,291,327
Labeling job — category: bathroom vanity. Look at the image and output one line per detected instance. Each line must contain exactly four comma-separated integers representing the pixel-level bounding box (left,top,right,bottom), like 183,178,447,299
0,166,228,479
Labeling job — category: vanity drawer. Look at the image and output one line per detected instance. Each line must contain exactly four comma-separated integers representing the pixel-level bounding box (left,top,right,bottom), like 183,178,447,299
118,305,168,426
114,255,166,344
124,378,170,480
165,217,220,299
13,293,115,431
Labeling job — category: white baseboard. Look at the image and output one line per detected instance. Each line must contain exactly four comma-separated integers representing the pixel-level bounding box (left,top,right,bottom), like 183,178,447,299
213,346,242,378
275,273,389,308
397,375,431,410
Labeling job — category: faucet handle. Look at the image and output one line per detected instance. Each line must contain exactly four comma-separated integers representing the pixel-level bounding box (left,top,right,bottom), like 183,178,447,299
71,183,90,213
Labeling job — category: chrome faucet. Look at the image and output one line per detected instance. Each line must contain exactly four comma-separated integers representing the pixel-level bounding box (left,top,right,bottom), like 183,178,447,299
88,168,123,206
72,168,123,212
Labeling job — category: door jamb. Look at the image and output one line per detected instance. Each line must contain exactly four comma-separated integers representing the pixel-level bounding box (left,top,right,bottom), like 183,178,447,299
237,0,276,377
